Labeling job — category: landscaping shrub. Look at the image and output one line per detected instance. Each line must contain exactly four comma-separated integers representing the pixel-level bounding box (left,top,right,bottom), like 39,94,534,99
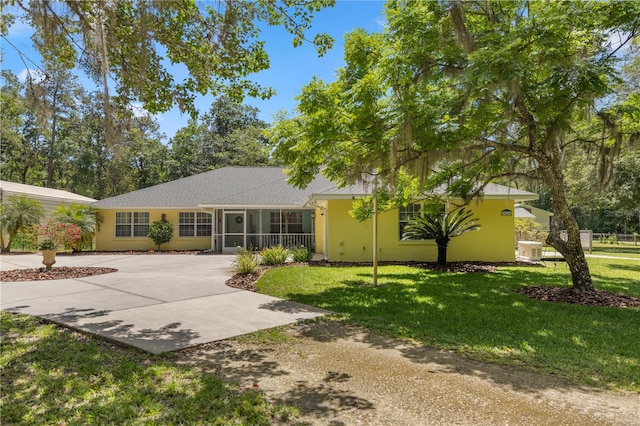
147,217,174,250
260,245,288,265
235,248,260,275
10,229,38,251
51,204,102,252
38,222,82,252
290,245,311,262
0,195,44,253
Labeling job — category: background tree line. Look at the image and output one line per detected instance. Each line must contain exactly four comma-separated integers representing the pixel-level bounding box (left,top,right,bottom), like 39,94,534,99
2,58,637,234
1,67,273,200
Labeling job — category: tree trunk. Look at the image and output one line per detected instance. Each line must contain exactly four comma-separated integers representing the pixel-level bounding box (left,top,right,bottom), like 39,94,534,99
46,86,59,188
96,134,105,199
436,237,449,266
539,156,595,292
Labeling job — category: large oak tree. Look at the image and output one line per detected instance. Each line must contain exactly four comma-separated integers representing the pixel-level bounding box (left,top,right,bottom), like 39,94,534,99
270,0,640,292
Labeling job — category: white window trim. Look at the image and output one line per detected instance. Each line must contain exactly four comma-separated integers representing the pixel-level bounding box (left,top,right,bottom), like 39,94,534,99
115,212,149,238
398,203,444,241
179,211,212,238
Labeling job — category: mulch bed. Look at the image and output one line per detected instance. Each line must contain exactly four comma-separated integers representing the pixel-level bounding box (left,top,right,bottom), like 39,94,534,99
225,266,273,292
0,266,118,282
2,250,213,256
516,286,640,308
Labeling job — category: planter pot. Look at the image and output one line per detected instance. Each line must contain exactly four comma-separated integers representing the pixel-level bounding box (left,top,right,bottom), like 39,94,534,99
42,250,57,271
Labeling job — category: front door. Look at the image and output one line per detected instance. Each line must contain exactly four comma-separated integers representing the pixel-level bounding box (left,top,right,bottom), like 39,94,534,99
224,211,245,251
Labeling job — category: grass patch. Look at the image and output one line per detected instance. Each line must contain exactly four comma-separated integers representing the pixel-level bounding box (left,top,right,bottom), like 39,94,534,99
233,326,297,346
0,313,299,425
256,257,640,393
590,242,640,258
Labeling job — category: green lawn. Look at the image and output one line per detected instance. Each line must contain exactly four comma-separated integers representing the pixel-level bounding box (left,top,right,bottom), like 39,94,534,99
590,242,640,259
257,257,640,393
0,313,298,425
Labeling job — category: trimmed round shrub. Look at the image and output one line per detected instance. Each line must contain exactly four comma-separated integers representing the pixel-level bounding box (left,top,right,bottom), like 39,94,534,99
147,220,174,250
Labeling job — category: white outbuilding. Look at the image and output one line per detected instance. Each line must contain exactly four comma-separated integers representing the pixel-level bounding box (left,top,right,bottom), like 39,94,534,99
0,180,96,221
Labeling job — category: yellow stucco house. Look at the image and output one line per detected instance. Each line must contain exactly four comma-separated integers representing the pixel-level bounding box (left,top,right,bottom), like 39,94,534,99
92,167,538,262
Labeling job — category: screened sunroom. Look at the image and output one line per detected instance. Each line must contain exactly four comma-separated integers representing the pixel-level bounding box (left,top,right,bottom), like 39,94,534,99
208,208,316,253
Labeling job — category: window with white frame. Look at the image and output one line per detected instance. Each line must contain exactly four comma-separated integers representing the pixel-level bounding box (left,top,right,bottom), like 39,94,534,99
115,212,149,237
179,212,212,237
398,204,421,239
398,203,445,239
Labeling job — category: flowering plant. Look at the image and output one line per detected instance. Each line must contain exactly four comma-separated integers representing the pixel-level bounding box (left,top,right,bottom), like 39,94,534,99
38,222,82,251
38,238,57,251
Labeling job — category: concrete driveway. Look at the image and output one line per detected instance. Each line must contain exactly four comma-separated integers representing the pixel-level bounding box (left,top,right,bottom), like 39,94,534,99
1,254,327,354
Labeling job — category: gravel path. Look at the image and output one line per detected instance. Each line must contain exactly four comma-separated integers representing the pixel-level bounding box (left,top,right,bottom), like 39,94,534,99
176,320,640,425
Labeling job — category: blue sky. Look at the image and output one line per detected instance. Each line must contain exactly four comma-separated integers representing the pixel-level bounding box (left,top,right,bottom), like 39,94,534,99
1,1,386,140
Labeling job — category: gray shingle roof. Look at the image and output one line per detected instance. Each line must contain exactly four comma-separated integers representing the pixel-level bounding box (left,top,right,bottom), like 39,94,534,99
92,167,537,208
92,167,339,208
311,181,537,200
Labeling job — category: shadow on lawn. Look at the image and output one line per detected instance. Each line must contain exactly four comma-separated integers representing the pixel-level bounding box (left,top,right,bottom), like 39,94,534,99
0,313,291,425
178,343,291,385
5,306,208,354
284,267,639,392
177,336,375,422
605,262,640,273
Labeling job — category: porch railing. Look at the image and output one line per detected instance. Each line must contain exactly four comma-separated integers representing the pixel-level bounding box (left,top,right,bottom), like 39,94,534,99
246,233,315,251
213,233,315,252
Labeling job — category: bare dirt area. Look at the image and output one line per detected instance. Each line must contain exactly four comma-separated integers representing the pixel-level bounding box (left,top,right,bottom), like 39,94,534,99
175,320,640,425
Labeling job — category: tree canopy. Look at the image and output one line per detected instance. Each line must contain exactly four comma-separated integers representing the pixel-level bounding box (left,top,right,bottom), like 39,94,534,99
269,0,640,291
3,0,334,116
0,68,274,198
167,96,272,180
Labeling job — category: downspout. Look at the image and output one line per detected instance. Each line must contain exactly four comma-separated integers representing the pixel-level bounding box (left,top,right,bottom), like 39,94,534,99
306,197,327,260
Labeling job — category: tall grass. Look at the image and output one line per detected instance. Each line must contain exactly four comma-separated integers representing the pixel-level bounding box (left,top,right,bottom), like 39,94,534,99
259,245,289,265
234,247,260,275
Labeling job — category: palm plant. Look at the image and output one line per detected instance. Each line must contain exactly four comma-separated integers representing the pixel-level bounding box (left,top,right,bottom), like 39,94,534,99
402,206,481,266
0,195,45,253
52,204,102,252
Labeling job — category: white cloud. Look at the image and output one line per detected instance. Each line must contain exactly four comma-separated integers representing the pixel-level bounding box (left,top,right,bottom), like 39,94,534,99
128,103,149,118
17,68,45,83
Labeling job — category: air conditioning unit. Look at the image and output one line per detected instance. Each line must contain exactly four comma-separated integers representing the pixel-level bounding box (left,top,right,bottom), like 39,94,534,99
518,241,542,261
